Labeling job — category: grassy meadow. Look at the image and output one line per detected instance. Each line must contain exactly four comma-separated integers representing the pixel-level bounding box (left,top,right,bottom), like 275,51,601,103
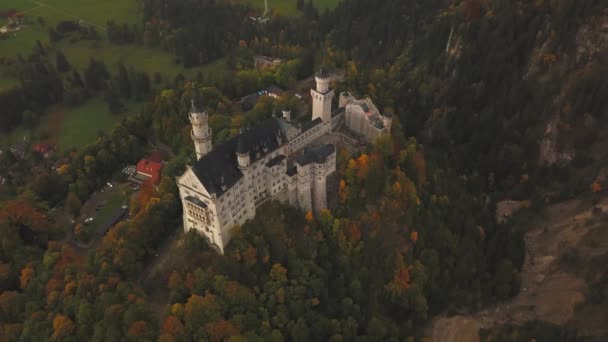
236,0,341,16
0,97,142,152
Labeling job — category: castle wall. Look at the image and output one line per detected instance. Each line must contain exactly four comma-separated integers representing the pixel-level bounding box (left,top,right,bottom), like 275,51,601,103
296,163,313,212
285,173,297,206
288,121,327,153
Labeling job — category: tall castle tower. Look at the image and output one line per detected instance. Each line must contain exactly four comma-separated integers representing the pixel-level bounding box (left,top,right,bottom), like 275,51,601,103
311,69,334,123
190,85,212,160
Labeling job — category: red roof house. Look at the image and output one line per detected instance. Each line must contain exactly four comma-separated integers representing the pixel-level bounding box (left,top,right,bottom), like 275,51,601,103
32,143,55,155
136,158,163,186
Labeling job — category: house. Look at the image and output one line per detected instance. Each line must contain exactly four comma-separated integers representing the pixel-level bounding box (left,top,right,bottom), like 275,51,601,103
254,55,282,69
32,143,55,158
134,158,163,186
265,85,285,98
9,143,26,159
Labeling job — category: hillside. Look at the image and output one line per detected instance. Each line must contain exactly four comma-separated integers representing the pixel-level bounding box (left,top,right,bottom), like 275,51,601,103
320,0,608,339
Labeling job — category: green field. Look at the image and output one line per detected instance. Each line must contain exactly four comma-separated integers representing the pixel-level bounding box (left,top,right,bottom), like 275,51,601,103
0,97,141,152
237,0,341,16
46,98,143,152
0,0,228,86
0,0,138,53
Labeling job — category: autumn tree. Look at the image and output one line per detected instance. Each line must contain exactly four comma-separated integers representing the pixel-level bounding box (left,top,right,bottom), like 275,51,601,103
52,314,75,340
205,320,240,342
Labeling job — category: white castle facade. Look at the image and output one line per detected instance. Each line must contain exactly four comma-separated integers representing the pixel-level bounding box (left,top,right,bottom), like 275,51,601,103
177,70,392,253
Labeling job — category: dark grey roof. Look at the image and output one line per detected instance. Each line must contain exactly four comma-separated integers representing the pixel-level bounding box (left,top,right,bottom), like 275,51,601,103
266,155,286,168
192,118,287,196
185,195,208,208
239,93,261,111
266,85,285,95
296,144,335,166
301,117,323,132
236,135,247,154
331,107,345,118
316,68,329,79
191,84,203,113
286,167,297,177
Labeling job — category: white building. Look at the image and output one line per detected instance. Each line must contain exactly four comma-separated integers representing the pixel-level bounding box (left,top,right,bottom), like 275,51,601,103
339,91,392,143
177,71,389,253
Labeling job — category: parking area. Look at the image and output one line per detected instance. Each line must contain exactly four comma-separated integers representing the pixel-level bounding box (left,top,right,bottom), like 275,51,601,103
73,182,131,244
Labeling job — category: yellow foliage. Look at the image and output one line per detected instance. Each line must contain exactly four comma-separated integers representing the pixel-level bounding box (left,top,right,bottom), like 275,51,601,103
56,164,69,175
410,231,418,243
171,303,184,318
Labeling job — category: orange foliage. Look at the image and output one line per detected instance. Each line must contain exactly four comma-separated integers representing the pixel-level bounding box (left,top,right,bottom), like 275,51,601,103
127,320,148,337
275,287,285,304
242,246,257,265
0,323,22,341
163,316,185,336
204,320,240,342
138,182,157,213
461,0,482,21
45,277,63,295
413,151,426,184
391,181,402,196
385,267,412,296
19,267,34,290
338,179,348,204
311,297,320,306
410,231,418,243
0,292,20,316
0,263,10,280
0,200,47,231
345,223,361,244
305,210,314,222
356,154,370,181
395,268,411,288
52,315,75,339
592,181,602,193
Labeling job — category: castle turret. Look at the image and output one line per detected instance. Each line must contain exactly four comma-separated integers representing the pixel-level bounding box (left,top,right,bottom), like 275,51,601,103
236,135,250,169
282,108,292,122
190,84,213,160
339,91,354,108
382,113,393,134
311,69,334,123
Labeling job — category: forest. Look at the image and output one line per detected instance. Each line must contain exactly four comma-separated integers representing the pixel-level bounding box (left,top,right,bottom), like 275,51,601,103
1,0,607,341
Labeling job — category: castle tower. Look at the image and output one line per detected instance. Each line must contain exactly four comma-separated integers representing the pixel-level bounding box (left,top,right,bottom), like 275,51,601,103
311,69,334,123
339,91,354,108
190,84,212,160
282,107,292,122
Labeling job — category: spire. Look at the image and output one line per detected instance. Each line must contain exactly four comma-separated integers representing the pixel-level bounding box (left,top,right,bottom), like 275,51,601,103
316,68,329,79
236,130,248,155
191,83,203,113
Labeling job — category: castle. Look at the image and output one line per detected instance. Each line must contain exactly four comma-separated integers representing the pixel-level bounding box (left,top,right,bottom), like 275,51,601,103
176,70,392,254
